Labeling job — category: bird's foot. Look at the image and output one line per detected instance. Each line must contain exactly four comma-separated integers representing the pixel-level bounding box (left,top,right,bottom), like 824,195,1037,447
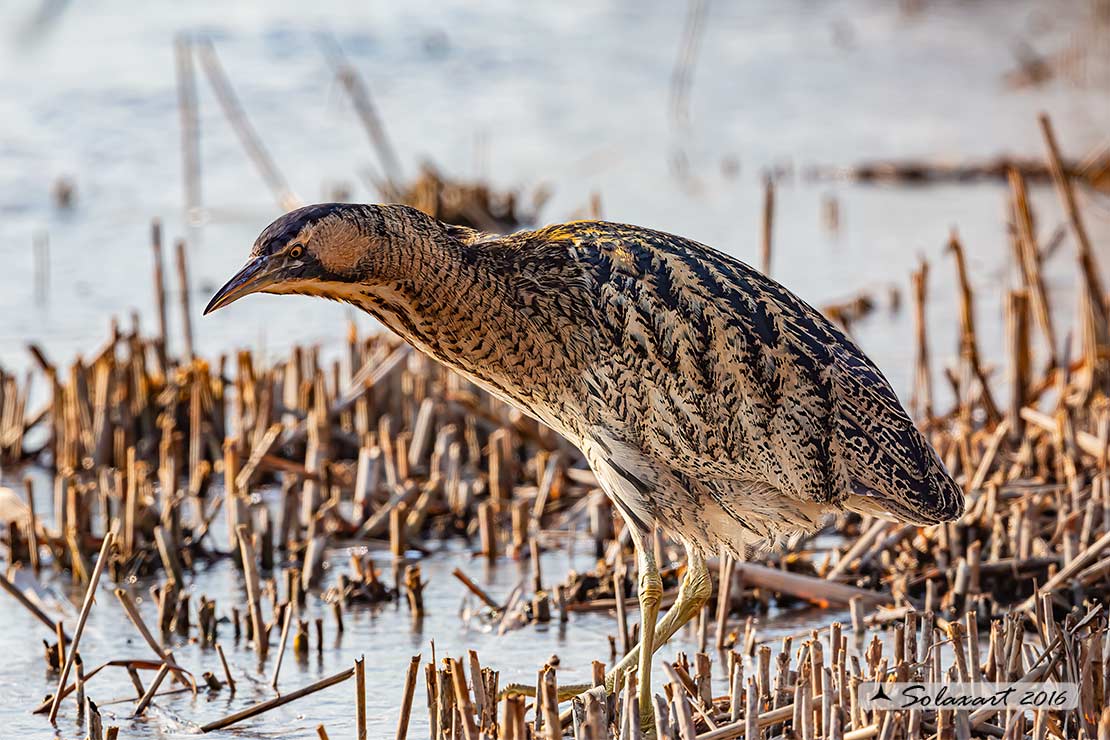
498,681,594,702
640,703,658,739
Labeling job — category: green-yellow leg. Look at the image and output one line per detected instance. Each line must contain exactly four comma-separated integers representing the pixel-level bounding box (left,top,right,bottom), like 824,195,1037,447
619,546,710,693
503,546,712,703
633,528,663,729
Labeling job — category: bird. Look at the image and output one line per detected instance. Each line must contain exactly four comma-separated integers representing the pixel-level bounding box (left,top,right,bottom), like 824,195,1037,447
206,202,964,723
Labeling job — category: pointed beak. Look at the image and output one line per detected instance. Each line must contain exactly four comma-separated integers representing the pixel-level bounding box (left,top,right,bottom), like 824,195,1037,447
204,256,278,315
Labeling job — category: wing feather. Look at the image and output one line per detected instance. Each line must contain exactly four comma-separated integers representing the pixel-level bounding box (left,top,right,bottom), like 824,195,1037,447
555,221,963,526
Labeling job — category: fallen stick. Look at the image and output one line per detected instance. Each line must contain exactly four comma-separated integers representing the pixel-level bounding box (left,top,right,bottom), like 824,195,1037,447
234,422,284,491
0,572,71,640
695,704,793,739
1017,528,1110,610
804,154,1103,188
114,589,195,689
97,687,190,709
1078,554,1110,584
357,482,420,539
1021,407,1105,459
200,665,355,733
48,532,115,723
696,703,878,740
33,659,168,714
133,658,173,716
733,562,889,608
663,661,717,731
452,568,502,610
565,589,678,613
825,519,890,580
968,420,1010,492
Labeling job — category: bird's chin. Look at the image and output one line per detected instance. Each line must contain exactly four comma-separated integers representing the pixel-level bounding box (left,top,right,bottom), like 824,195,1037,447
261,279,312,296
268,279,370,306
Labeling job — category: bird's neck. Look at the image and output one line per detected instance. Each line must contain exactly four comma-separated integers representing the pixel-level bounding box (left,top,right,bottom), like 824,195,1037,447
351,231,579,433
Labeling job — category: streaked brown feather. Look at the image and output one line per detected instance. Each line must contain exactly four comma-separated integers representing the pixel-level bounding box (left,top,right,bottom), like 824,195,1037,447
258,204,965,554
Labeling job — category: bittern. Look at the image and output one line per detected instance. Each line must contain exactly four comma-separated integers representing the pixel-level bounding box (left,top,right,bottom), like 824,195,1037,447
206,203,964,723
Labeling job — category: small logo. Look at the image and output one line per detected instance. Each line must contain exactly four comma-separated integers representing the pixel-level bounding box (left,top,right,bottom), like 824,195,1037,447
859,683,1079,711
868,683,892,704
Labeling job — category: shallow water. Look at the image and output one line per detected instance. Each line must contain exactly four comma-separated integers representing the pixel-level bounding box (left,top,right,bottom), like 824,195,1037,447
5,467,846,739
1,1,1109,737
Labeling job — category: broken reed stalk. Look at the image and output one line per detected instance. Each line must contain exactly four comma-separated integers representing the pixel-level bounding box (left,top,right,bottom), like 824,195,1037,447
216,643,236,692
1039,112,1108,318
1006,290,1031,444
355,656,367,740
0,573,71,639
175,34,202,220
48,532,115,724
1007,168,1058,368
32,231,49,303
24,476,40,574
174,239,194,362
133,656,173,716
194,38,301,211
947,232,1001,423
910,259,933,421
270,603,294,688
150,220,169,359
321,36,403,192
395,655,421,740
613,568,631,657
714,567,733,648
450,657,480,740
114,589,193,688
237,524,267,660
452,567,502,610
760,175,774,277
200,666,356,733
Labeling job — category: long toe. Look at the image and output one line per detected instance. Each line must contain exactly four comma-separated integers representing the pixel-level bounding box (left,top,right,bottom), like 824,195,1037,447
640,703,657,738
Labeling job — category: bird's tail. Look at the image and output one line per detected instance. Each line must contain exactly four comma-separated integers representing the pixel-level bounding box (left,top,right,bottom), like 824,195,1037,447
845,466,965,525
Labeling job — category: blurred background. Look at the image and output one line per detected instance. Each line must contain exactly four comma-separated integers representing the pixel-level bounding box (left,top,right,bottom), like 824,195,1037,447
3,0,1109,404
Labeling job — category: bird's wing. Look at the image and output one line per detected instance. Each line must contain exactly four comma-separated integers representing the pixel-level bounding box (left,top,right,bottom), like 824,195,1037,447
584,427,833,554
550,221,962,525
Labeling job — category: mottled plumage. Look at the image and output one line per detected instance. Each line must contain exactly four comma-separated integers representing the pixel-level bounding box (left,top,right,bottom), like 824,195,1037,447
207,202,965,713
212,204,963,553
516,220,966,553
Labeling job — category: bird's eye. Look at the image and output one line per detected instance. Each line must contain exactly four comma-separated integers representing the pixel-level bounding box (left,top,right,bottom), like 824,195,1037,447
288,244,304,259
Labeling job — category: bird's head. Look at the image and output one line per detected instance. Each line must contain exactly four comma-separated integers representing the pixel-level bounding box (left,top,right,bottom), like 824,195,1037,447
204,202,449,315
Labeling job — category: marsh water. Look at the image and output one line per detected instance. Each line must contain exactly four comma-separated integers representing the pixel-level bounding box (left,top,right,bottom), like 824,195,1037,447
1,1,1110,737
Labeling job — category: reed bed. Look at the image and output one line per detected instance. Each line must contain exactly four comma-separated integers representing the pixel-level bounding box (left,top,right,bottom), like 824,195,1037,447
1,113,1109,740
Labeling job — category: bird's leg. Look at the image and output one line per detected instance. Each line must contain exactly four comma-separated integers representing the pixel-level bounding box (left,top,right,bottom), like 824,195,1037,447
501,547,712,703
603,545,711,691
631,526,663,728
